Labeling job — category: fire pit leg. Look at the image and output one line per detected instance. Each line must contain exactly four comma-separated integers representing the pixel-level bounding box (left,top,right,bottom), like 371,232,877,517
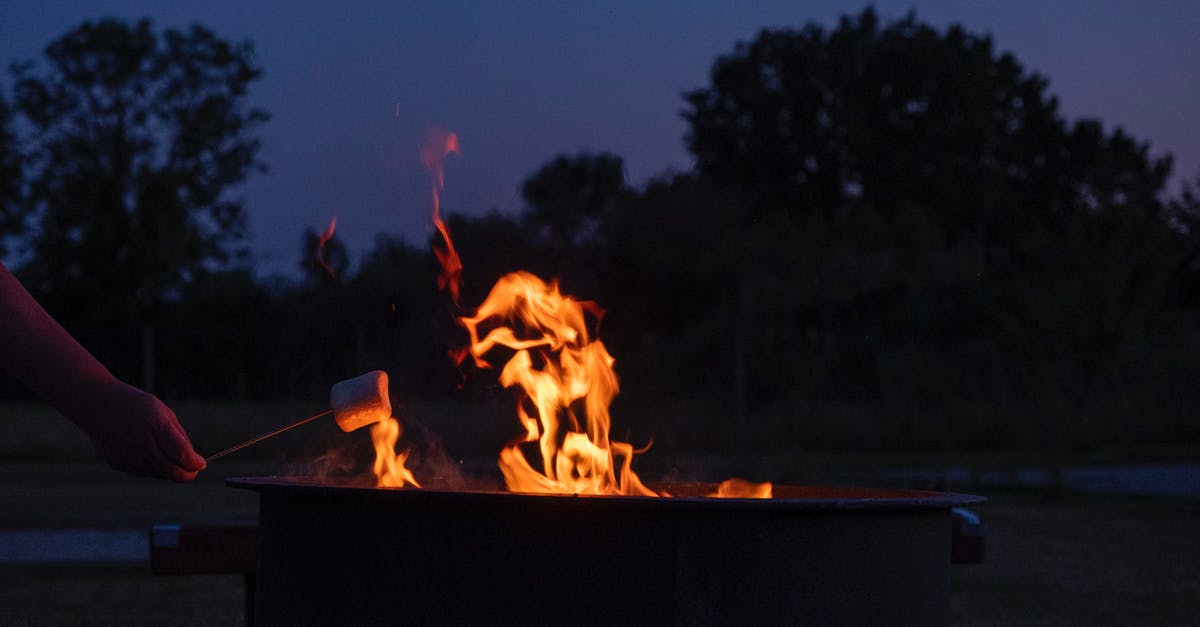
244,574,256,627
950,507,985,564
149,523,260,626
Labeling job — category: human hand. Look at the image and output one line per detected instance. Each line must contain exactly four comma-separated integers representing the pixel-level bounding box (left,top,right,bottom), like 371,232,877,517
69,380,206,482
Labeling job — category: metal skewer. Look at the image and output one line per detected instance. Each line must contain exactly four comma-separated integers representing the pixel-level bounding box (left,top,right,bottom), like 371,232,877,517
205,410,332,463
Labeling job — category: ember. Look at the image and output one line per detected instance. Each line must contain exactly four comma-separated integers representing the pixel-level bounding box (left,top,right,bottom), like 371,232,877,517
422,127,462,304
314,215,338,278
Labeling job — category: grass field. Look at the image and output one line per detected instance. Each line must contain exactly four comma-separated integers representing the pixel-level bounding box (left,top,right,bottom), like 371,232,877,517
1,400,1198,625
951,491,1200,626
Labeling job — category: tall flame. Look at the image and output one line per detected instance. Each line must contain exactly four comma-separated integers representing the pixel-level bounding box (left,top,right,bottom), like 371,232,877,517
461,271,657,496
423,128,463,304
368,127,770,498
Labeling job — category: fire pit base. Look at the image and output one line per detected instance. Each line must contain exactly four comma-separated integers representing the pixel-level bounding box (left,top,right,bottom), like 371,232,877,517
230,477,982,626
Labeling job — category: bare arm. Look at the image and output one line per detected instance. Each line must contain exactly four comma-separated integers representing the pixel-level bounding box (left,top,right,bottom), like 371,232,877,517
0,261,204,481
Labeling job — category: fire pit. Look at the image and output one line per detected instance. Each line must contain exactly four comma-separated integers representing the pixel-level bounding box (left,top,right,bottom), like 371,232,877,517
230,477,982,626
220,132,984,625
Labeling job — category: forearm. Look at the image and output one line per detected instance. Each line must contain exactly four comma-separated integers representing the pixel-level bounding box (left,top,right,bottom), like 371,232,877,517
0,262,119,419
1,262,203,480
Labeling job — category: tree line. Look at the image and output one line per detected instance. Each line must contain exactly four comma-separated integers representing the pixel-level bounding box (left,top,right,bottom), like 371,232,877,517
2,10,1198,455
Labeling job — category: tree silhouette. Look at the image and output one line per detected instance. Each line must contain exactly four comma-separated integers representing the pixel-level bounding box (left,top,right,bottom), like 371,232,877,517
521,153,627,252
9,18,267,389
517,153,629,297
680,8,1188,459
0,94,21,256
685,9,1082,231
1170,178,1200,309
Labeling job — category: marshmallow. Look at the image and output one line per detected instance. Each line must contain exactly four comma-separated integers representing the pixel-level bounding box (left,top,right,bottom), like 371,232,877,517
330,370,392,432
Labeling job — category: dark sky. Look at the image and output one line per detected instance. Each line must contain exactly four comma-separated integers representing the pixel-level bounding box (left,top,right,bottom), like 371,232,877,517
2,1,1197,278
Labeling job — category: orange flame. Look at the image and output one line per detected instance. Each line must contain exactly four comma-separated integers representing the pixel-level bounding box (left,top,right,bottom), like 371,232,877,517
460,271,657,496
371,417,420,488
365,128,459,490
315,215,337,278
367,129,770,498
422,128,463,304
711,478,773,498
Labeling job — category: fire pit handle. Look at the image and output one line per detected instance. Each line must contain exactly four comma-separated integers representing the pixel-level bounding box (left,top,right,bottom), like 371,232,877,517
951,507,985,564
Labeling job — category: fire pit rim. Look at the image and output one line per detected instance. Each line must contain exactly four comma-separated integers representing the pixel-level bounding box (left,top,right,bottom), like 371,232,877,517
227,476,985,511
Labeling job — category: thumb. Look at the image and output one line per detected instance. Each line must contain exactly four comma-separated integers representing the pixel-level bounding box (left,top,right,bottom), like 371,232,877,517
160,419,207,472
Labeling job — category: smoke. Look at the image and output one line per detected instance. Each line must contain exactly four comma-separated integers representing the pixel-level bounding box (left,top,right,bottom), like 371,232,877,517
397,405,469,491
284,422,375,486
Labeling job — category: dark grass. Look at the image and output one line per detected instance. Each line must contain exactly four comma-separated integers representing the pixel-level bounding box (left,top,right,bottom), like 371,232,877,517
950,491,1200,627
0,563,244,627
0,461,263,529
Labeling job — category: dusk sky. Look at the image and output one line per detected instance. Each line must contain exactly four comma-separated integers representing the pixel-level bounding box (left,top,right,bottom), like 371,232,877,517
2,1,1197,278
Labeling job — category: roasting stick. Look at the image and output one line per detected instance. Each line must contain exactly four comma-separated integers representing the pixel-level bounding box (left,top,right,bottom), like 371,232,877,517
204,370,393,463
205,410,331,462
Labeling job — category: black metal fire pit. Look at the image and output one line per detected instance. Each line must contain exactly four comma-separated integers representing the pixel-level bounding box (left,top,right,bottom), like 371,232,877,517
230,477,982,626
